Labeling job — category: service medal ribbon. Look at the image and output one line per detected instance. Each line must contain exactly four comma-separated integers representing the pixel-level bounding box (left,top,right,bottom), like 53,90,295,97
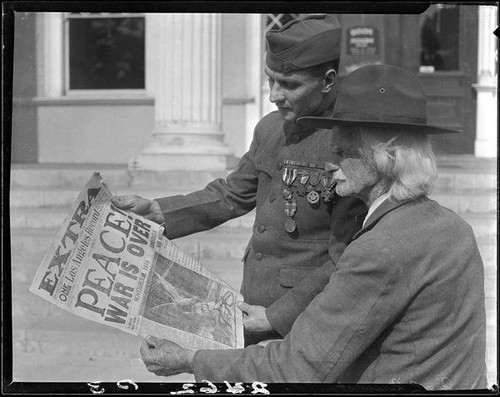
299,172,310,185
321,174,334,189
308,171,320,188
321,190,335,202
284,200,297,218
282,167,297,187
282,186,293,200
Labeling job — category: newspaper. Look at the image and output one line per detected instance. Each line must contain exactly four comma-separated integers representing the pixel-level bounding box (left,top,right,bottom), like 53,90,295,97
29,172,244,350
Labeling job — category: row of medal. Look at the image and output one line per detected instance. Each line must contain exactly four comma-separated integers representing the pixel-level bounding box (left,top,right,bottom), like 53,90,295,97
281,161,337,233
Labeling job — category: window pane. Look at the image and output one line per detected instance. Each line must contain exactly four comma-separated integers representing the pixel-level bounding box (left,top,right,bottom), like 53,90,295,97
68,16,145,89
420,5,460,71
264,14,300,34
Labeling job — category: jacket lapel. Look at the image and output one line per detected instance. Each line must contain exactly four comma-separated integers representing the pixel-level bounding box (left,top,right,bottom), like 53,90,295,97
350,198,413,241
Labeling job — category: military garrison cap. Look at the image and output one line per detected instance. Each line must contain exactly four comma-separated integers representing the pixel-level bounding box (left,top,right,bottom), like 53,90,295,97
266,14,341,73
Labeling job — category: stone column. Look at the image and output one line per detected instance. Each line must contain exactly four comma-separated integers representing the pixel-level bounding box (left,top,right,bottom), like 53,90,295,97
473,6,498,158
37,13,64,98
129,13,233,187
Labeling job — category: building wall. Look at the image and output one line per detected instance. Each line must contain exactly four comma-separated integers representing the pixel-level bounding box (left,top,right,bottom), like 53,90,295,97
36,103,155,163
221,14,253,159
11,11,484,165
11,13,253,164
12,12,38,163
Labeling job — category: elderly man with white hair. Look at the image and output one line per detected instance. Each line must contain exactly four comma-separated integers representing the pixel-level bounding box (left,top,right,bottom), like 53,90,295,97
139,64,487,390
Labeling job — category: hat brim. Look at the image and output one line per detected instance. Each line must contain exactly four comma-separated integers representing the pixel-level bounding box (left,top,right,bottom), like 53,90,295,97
297,116,462,135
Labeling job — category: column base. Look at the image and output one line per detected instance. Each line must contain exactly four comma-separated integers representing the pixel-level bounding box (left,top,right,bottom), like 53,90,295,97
473,86,497,159
127,168,228,190
475,141,497,159
128,142,233,189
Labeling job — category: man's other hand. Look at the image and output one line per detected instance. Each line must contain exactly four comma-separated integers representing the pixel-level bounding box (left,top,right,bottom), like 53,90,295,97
111,195,165,225
237,302,273,333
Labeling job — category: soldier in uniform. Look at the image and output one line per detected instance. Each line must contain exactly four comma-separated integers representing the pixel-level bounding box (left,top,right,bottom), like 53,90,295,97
112,14,366,346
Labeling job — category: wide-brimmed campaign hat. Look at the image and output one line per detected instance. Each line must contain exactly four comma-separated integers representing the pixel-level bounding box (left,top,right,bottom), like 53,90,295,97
266,14,341,73
297,64,461,134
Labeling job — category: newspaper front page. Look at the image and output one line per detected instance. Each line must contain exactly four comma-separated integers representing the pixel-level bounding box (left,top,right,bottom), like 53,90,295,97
29,172,244,350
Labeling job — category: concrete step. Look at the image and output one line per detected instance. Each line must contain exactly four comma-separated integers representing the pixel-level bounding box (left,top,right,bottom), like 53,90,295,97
460,213,497,242
7,187,496,238
10,183,497,215
9,226,253,260
9,187,195,209
429,191,497,214
12,243,493,300
9,221,253,252
10,164,131,189
8,205,255,230
10,156,496,189
9,208,496,244
10,164,233,192
433,171,496,195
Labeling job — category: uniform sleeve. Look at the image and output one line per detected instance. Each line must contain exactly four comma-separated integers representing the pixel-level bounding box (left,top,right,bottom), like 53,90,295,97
265,197,366,336
192,234,410,383
155,135,261,239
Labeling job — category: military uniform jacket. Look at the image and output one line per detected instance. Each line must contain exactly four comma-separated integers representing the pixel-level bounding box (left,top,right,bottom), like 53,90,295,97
191,197,487,389
156,111,366,344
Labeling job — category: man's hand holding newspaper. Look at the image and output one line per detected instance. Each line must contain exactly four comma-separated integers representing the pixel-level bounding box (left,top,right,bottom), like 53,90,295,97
29,172,244,351
111,195,165,226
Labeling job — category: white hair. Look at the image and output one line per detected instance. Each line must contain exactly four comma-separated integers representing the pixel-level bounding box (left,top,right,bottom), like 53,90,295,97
344,126,438,201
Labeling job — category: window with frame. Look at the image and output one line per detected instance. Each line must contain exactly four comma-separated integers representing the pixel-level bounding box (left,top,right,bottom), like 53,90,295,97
419,4,460,72
65,13,145,93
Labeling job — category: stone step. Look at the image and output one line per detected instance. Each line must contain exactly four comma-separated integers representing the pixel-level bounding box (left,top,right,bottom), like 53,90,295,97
460,213,497,242
10,164,131,189
10,164,230,191
9,187,194,209
11,230,497,298
9,226,253,260
9,183,497,215
10,157,497,191
9,209,496,242
433,170,497,194
429,192,497,214
7,189,496,237
12,237,493,296
8,206,255,231
8,220,495,291
8,208,495,287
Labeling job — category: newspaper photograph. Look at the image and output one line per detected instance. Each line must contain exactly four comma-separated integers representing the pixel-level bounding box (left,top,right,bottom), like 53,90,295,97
29,172,244,350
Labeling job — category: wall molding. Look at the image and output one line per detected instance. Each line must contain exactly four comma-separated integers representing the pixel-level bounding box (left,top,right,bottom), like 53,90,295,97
13,97,154,106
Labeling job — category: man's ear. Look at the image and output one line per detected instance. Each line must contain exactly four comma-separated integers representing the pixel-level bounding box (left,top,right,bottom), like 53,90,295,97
321,69,337,93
